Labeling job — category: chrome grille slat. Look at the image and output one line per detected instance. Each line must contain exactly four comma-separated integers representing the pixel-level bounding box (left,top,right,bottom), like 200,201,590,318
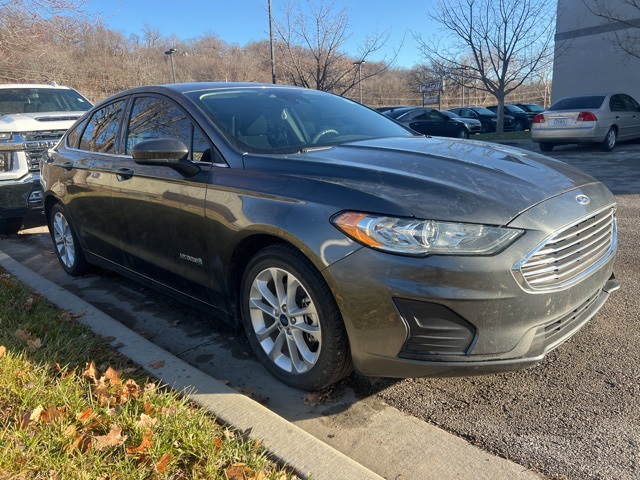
514,207,616,291
534,219,612,257
522,228,612,275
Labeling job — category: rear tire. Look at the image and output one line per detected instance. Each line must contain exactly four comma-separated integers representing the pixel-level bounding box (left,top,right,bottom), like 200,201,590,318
601,128,617,152
0,217,23,235
539,142,555,152
240,244,352,390
49,203,89,276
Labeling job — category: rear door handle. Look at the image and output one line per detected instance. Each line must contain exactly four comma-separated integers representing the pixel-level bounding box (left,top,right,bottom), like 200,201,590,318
115,167,135,181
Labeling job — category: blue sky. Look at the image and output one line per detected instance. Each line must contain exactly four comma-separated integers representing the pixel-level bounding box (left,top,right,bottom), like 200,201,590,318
84,0,436,68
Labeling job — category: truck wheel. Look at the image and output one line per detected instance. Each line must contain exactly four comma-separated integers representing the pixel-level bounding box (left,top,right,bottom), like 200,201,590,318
0,217,23,235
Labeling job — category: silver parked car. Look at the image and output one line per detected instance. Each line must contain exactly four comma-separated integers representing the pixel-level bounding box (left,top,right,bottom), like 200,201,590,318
531,93,640,152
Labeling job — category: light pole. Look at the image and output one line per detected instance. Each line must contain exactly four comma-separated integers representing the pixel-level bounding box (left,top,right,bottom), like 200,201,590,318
268,0,276,84
164,48,177,83
353,60,365,103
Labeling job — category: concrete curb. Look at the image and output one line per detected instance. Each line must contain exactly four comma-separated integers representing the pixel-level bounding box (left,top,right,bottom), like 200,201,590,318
0,250,383,480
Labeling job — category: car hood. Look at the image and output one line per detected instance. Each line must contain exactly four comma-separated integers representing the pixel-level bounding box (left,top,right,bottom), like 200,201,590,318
0,111,85,132
246,137,602,226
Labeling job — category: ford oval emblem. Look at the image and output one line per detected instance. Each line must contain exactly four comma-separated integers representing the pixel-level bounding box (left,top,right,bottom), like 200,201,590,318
576,194,590,205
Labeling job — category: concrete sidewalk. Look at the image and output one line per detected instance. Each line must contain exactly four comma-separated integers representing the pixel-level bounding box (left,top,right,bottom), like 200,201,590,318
0,245,543,480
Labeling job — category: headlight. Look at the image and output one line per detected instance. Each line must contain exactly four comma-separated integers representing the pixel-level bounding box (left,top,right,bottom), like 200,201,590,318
332,212,523,256
0,132,11,140
0,151,12,172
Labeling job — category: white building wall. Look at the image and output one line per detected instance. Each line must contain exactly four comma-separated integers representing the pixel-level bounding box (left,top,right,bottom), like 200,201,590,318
553,0,640,103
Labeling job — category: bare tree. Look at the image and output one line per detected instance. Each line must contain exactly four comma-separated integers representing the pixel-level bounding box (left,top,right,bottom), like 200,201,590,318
273,0,396,96
415,0,556,133
583,0,640,60
0,0,93,57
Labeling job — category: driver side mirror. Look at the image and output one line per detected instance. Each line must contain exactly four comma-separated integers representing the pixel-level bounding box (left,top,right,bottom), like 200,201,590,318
131,138,200,177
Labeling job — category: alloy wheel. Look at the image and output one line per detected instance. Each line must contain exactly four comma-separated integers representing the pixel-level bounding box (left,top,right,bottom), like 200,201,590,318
52,211,76,269
248,267,321,374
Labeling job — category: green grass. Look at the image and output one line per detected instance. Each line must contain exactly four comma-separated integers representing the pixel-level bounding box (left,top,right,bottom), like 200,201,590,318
0,268,295,479
473,130,532,141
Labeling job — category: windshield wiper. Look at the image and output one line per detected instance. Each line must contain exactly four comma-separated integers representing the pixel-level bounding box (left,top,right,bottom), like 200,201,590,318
298,145,333,154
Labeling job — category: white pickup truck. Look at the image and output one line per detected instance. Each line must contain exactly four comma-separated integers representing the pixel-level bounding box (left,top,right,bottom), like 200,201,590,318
0,84,91,234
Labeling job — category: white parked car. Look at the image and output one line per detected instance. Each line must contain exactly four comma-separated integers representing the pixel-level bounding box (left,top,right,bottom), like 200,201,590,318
0,84,91,234
531,93,640,152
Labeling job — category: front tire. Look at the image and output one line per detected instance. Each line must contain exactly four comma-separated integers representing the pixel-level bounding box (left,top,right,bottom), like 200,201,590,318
49,203,89,276
457,128,469,139
240,244,352,390
539,142,555,152
601,128,617,151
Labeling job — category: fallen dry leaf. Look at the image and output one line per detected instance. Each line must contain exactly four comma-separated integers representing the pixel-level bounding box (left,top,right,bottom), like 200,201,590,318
126,429,153,455
27,336,43,353
303,389,334,406
77,407,93,423
0,345,6,359
155,453,172,474
104,366,121,384
82,362,99,383
225,462,252,480
148,359,165,369
14,328,31,344
135,413,157,430
29,405,45,424
93,425,128,451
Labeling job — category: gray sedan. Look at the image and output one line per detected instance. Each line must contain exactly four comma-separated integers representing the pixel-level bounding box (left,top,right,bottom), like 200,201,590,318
531,93,640,152
41,82,618,390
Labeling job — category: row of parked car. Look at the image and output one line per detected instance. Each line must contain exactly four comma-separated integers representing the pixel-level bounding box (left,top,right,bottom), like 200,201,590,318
378,93,640,154
376,103,545,139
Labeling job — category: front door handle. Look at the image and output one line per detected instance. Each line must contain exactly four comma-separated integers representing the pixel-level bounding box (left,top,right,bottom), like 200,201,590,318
115,167,135,181
61,161,73,171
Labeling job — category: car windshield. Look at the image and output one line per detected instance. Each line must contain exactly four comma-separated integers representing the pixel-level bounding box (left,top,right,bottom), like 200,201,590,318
471,107,495,115
0,87,91,115
185,87,414,154
441,111,460,118
550,96,606,111
506,105,526,113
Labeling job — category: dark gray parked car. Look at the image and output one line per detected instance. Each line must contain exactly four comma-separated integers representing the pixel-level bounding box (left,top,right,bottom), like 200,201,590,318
41,83,619,390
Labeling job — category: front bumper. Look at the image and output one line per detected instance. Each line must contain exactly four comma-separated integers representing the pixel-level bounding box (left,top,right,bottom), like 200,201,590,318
324,183,618,378
0,174,43,218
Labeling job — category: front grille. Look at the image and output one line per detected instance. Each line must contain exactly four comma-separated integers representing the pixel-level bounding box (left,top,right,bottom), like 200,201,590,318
34,115,81,122
514,207,616,291
23,130,66,142
23,130,65,171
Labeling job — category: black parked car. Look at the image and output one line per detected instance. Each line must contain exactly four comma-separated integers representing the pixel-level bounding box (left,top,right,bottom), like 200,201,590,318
487,104,534,131
514,103,546,115
448,106,515,133
379,106,469,139
41,83,618,390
